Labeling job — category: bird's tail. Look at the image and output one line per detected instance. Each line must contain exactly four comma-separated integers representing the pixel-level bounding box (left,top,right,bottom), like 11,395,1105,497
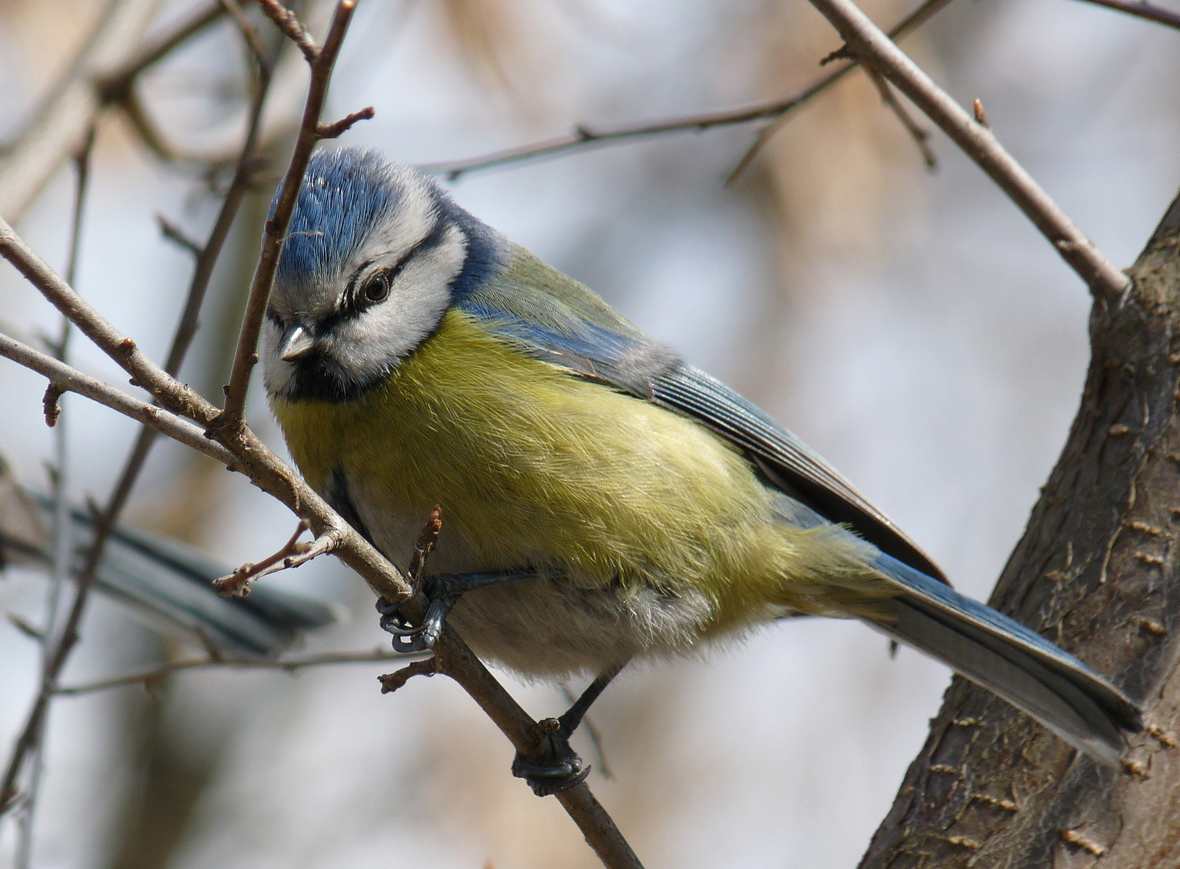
867,552,1142,765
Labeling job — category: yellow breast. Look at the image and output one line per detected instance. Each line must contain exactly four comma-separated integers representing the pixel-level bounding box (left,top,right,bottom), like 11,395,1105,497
270,308,879,640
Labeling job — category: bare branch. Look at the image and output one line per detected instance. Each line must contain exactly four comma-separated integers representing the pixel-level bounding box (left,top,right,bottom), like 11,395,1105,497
377,657,438,694
211,519,342,597
257,0,320,61
421,0,955,182
864,65,936,169
56,647,422,696
220,0,272,72
218,0,358,429
805,0,1131,304
0,334,234,466
1074,0,1180,31
156,214,204,256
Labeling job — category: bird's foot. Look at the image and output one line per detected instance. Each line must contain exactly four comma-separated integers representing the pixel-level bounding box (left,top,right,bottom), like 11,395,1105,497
378,571,535,653
511,717,590,796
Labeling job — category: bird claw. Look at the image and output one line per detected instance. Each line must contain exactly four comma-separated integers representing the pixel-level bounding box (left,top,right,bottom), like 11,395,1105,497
377,579,458,653
511,722,591,796
378,572,534,653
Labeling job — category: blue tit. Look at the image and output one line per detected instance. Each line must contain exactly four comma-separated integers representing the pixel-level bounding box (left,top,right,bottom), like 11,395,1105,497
261,147,1140,786
0,453,336,657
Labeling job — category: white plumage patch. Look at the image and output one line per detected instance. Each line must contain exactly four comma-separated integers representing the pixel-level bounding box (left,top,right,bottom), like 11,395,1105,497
263,163,467,399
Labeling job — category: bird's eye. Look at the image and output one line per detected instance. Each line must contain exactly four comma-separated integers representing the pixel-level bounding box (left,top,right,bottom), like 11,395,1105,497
360,270,391,305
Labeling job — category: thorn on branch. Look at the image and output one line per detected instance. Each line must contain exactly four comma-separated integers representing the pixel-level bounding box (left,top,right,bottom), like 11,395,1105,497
213,519,339,597
1122,757,1151,778
820,44,853,66
257,0,320,62
156,214,204,258
1060,829,1107,856
378,656,438,694
1147,723,1177,747
316,106,375,140
42,383,64,427
972,98,989,128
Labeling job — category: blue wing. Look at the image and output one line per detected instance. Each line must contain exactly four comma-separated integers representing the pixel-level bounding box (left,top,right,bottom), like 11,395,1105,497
458,246,947,582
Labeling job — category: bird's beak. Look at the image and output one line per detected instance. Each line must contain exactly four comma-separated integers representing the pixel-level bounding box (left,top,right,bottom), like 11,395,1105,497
278,323,316,361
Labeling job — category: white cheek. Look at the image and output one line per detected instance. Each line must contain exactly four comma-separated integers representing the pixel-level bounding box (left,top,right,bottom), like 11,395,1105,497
261,318,295,396
323,232,465,381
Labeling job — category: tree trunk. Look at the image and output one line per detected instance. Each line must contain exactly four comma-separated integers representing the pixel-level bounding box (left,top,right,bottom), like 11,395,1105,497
860,191,1180,868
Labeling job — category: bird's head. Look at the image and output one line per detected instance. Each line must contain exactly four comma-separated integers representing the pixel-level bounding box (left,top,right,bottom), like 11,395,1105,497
262,148,504,402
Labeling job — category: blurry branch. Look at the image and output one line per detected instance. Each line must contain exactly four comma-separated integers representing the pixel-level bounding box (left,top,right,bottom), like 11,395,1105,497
14,132,97,869
0,3,641,866
806,0,1131,305
864,68,936,169
0,0,162,222
55,647,418,696
419,0,954,183
0,6,279,824
98,1,229,104
1074,0,1180,31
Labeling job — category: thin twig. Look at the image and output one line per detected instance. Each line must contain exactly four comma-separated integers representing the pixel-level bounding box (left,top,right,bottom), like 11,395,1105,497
1073,0,1180,31
212,519,341,597
14,128,97,869
218,0,362,429
0,21,286,820
728,0,953,182
0,336,234,472
257,0,319,61
419,0,955,183
378,657,438,694
156,214,204,256
864,66,937,169
56,647,419,696
805,0,1131,304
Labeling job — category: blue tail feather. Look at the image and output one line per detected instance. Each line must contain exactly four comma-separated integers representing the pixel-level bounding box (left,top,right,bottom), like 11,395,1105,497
869,552,1141,765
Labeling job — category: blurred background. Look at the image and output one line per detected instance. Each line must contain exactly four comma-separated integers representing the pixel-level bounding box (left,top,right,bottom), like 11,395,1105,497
1,0,1178,866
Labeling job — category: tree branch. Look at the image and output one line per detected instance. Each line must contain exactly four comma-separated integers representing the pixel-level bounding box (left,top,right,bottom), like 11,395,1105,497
55,647,420,696
805,0,1131,304
1073,0,1180,31
0,0,161,222
0,333,233,466
217,0,363,428
419,0,955,182
859,188,1180,869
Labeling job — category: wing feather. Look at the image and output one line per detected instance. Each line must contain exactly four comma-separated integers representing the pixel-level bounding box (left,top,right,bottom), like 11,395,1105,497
460,246,947,582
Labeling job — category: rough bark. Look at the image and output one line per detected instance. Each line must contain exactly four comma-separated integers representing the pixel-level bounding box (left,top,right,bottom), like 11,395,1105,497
860,192,1180,868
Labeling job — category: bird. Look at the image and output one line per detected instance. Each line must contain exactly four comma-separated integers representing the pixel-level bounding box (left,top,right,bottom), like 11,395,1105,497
261,146,1141,792
0,452,337,657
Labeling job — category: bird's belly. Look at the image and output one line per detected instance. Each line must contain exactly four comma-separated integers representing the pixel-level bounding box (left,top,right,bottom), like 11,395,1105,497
355,501,717,677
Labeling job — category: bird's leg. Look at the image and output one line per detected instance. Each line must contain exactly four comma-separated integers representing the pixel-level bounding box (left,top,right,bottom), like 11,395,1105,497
377,571,536,653
512,660,629,796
